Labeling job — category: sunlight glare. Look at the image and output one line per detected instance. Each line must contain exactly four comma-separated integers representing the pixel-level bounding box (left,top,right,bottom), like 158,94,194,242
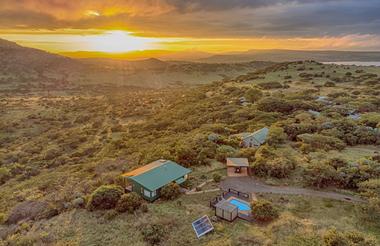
86,31,157,53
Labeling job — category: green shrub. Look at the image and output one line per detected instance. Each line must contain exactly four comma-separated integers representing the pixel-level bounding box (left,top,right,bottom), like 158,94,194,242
213,173,222,183
324,81,336,87
258,81,283,89
323,228,350,246
344,231,377,246
304,162,337,188
87,185,124,210
244,87,263,102
236,148,257,162
284,123,318,141
358,178,380,198
327,158,348,170
160,182,181,200
215,145,237,162
141,224,166,245
115,193,143,213
251,199,278,222
252,157,295,178
297,133,346,151
267,126,287,146
323,228,376,246
257,97,293,114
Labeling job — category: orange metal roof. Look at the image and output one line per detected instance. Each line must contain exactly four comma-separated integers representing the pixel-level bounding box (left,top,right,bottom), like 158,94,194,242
122,159,166,177
226,158,249,167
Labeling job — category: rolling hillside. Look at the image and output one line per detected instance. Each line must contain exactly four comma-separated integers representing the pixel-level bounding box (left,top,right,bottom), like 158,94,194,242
0,38,273,90
198,49,380,63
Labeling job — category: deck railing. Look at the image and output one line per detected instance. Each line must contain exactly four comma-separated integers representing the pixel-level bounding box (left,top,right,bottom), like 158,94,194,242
209,195,223,208
222,188,250,201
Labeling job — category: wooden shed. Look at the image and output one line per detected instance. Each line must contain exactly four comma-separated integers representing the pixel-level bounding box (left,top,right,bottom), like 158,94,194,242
215,200,238,222
226,158,250,177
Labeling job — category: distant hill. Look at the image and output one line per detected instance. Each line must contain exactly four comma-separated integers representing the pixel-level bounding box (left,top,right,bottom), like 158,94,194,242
0,38,83,74
79,57,169,70
0,38,274,90
198,49,380,63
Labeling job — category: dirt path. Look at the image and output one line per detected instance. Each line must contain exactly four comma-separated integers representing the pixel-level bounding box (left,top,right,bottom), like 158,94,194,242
220,177,364,203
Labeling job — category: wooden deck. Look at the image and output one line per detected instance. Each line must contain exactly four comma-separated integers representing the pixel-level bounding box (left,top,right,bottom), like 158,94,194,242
210,189,255,222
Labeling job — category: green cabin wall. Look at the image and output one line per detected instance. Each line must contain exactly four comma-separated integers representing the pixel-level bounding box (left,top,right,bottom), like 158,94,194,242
127,174,188,202
130,180,159,202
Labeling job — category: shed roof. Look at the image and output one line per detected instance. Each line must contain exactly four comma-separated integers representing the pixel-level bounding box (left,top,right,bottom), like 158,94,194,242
226,158,249,167
243,127,269,144
123,160,191,191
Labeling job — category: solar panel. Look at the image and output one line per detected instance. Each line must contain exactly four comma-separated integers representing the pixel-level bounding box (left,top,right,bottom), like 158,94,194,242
192,215,214,239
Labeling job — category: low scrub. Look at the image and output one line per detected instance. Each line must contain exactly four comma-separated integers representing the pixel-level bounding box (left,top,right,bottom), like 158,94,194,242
160,182,181,200
115,192,143,213
251,199,279,222
297,133,346,151
87,185,124,210
141,224,167,245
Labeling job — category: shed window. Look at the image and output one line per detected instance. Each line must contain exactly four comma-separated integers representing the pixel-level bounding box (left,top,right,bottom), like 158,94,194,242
144,189,151,197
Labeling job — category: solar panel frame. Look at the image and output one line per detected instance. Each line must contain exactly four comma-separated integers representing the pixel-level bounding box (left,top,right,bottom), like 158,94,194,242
192,215,214,239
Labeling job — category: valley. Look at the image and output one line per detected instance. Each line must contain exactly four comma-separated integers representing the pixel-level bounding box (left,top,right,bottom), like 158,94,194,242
1,57,379,245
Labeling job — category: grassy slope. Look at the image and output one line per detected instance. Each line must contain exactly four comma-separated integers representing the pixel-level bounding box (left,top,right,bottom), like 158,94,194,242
1,61,380,245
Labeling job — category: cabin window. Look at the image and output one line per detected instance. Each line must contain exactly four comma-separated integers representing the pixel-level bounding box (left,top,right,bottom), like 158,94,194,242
144,189,151,197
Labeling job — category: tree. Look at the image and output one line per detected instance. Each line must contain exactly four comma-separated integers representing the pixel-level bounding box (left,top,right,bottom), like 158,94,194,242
115,192,143,213
251,199,278,222
87,185,124,210
160,182,181,200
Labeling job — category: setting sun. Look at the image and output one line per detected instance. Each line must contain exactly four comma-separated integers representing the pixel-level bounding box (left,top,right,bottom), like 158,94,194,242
85,31,158,53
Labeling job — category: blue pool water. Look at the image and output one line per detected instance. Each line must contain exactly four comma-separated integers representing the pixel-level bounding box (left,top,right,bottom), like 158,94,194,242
229,199,250,211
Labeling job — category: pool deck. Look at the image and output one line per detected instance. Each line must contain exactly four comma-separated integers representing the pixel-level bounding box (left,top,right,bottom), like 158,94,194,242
211,190,254,222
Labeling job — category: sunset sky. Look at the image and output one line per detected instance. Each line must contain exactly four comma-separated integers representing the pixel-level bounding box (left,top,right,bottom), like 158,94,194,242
1,0,380,58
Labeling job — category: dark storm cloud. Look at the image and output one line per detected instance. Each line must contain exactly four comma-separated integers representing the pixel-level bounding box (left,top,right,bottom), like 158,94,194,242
0,0,379,38
166,0,346,12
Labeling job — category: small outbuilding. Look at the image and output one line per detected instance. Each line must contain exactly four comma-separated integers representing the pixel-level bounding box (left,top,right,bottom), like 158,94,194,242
226,158,250,177
215,200,238,222
122,159,191,201
233,127,269,148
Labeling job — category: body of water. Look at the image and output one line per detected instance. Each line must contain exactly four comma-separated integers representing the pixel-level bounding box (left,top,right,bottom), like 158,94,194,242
323,61,380,67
